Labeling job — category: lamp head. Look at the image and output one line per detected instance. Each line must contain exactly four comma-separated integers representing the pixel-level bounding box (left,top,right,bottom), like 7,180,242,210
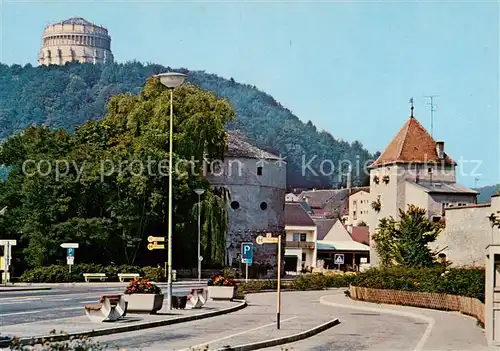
193,188,205,196
155,72,188,88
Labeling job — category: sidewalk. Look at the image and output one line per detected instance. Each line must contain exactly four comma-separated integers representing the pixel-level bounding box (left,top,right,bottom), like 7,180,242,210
264,289,491,351
0,299,243,346
93,291,341,350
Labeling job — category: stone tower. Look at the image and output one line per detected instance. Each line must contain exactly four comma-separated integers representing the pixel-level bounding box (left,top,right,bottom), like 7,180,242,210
38,17,113,66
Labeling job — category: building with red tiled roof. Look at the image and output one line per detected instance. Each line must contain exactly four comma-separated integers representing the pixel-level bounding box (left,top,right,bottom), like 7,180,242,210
284,203,317,274
367,105,477,266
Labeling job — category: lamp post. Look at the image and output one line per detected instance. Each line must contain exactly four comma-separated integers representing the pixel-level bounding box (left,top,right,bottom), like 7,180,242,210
193,189,205,281
155,72,187,310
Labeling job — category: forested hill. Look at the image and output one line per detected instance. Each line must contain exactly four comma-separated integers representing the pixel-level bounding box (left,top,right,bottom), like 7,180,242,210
0,61,377,188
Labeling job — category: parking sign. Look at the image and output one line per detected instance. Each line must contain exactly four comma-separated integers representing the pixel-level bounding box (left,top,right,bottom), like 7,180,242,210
241,243,253,264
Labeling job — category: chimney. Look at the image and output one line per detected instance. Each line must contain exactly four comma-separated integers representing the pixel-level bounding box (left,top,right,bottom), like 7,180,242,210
436,141,444,159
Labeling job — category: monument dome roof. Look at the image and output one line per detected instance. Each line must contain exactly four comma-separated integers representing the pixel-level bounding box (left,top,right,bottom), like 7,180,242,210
55,17,94,26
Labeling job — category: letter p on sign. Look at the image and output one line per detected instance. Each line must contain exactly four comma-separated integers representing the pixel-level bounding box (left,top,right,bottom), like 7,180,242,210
241,242,253,264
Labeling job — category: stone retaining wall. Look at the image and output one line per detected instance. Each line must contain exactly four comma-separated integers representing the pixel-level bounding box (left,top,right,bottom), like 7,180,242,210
349,285,484,324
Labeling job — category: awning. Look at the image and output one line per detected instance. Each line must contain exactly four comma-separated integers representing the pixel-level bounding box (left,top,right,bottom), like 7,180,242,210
317,240,369,252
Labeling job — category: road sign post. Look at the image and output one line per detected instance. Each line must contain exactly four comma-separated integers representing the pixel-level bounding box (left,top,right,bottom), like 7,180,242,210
61,243,79,274
334,253,344,271
241,243,254,283
256,233,281,329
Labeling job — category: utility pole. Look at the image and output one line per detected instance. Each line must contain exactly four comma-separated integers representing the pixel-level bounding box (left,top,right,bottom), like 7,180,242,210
425,95,439,137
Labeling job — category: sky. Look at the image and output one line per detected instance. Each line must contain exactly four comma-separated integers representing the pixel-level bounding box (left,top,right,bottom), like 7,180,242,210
0,0,498,188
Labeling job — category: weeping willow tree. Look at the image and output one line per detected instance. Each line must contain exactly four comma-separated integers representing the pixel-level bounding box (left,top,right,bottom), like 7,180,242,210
192,186,230,265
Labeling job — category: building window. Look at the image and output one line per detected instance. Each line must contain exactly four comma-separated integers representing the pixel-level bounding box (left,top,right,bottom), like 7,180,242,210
301,253,306,262
432,216,441,223
257,166,263,175
300,233,307,242
293,233,300,241
438,253,447,263
353,211,357,220
230,201,240,210
260,202,267,210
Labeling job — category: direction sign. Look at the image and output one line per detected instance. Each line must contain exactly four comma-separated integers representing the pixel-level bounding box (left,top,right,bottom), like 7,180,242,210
334,254,344,265
0,240,16,246
256,235,278,245
67,256,74,265
148,243,165,250
241,242,253,264
148,236,165,243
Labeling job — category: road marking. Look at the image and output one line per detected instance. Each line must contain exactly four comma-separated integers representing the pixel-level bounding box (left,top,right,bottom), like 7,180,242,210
0,306,81,317
319,295,435,351
182,316,298,351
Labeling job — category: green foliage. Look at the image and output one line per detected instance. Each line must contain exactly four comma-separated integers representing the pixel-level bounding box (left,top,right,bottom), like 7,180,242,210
7,333,105,350
20,264,162,283
372,205,442,267
0,62,376,189
289,272,358,290
352,266,485,302
0,76,232,271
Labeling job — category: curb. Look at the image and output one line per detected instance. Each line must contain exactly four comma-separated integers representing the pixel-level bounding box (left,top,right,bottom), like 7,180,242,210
214,318,340,351
0,300,247,348
0,287,52,292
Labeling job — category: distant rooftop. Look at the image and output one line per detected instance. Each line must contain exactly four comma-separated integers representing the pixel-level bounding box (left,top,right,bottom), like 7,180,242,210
371,115,455,167
407,180,477,195
226,131,281,160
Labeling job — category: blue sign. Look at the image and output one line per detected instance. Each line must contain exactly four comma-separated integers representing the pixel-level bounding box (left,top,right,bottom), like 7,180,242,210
241,243,253,264
334,254,344,265
67,248,75,258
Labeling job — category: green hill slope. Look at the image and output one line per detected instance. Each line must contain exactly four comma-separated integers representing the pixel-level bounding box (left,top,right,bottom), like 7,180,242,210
474,184,500,203
0,61,377,188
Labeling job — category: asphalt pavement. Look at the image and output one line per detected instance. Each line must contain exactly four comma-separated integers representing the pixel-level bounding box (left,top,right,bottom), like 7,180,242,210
0,282,206,326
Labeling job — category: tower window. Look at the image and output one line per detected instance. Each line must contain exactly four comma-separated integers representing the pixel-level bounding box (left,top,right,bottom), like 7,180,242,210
230,201,240,210
257,166,263,175
260,202,267,210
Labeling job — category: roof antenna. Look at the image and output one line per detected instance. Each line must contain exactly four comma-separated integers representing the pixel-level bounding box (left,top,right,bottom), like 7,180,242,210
409,97,414,117
425,95,439,137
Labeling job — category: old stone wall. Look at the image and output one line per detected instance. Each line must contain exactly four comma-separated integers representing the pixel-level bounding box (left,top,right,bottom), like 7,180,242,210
207,156,286,271
432,204,497,266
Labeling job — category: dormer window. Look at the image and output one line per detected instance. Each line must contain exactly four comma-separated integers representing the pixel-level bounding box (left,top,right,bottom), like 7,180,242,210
257,166,263,176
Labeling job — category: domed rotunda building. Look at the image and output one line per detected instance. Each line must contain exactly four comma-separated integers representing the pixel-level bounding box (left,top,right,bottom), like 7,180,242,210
38,17,113,66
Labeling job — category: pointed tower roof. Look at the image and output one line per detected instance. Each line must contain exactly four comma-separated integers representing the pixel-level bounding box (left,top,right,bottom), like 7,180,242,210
371,115,455,167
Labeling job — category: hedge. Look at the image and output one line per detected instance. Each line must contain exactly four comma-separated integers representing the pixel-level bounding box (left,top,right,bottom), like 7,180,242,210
351,266,484,302
20,264,165,283
236,266,484,303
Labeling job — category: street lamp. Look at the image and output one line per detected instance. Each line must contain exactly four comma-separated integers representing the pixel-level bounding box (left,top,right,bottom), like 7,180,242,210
155,72,188,310
193,188,205,282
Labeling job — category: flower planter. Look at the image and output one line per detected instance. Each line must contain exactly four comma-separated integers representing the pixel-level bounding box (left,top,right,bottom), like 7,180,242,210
124,293,163,314
208,286,236,301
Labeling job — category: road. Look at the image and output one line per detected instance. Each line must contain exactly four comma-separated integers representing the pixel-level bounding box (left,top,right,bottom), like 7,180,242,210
0,282,205,326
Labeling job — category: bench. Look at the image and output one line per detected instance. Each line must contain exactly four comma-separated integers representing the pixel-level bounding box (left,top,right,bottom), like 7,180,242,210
117,273,141,282
185,288,208,309
83,273,107,282
84,294,127,322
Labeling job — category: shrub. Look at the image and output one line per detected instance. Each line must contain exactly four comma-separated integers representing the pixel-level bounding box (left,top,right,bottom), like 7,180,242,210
20,264,158,283
124,279,162,295
352,266,485,302
142,266,165,282
7,333,105,350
